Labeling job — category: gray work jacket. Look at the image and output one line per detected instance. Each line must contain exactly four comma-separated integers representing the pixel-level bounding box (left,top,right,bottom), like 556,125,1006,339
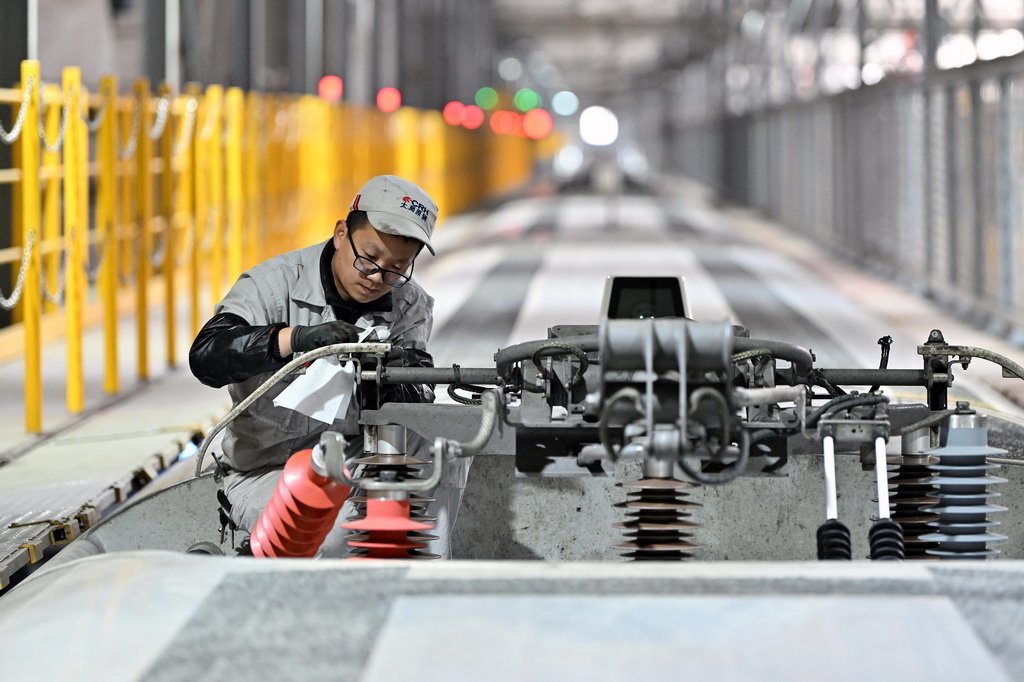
215,241,434,472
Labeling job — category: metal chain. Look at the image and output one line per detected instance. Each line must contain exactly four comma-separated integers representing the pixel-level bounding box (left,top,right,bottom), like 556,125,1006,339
83,99,107,133
148,95,171,140
41,237,69,305
118,95,142,160
198,97,220,141
37,88,73,154
0,74,36,145
0,229,36,310
86,235,107,284
151,218,169,268
172,96,198,157
175,217,196,266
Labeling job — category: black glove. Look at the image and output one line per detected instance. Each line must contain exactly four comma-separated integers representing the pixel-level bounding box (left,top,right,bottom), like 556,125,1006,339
289,320,360,353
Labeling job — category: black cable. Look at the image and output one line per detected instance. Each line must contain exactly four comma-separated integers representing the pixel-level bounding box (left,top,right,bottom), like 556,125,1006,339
869,335,893,393
805,393,889,429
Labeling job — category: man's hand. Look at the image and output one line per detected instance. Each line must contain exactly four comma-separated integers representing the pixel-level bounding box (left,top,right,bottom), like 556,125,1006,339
288,320,360,354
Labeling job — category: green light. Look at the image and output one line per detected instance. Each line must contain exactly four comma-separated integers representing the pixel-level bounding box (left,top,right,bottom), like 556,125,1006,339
475,87,499,110
514,88,541,112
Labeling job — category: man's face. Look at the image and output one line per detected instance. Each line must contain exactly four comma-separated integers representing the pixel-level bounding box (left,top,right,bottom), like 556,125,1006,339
331,220,420,304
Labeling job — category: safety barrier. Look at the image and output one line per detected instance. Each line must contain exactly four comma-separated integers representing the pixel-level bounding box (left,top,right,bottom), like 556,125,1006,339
1,60,546,433
673,52,1024,345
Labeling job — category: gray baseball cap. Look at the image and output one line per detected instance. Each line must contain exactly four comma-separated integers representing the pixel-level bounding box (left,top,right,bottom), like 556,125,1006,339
350,175,437,255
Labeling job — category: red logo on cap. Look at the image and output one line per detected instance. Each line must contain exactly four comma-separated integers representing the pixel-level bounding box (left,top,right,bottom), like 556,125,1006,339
352,194,362,210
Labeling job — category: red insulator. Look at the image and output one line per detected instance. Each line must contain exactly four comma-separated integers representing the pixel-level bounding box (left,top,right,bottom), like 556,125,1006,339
250,449,351,558
342,498,434,559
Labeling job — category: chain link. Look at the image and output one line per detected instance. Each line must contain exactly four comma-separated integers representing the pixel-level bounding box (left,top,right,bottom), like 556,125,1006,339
0,229,36,310
37,88,73,154
41,238,69,305
148,95,171,140
83,99,107,133
0,74,36,145
118,95,142,160
173,96,198,157
198,96,220,141
175,215,196,267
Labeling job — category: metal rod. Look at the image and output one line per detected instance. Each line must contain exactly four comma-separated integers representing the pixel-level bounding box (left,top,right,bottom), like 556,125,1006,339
823,435,838,520
875,436,891,520
362,367,504,385
815,369,928,386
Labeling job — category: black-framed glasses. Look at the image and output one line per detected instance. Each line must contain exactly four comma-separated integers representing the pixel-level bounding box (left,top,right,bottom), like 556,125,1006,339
347,231,414,288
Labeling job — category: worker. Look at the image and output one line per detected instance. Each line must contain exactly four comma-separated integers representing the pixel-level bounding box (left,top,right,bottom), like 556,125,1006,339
189,174,461,557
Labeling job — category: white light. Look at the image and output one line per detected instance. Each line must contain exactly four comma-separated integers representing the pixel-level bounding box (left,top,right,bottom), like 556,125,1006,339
498,57,523,81
551,90,579,116
861,62,885,86
579,106,618,146
554,145,584,177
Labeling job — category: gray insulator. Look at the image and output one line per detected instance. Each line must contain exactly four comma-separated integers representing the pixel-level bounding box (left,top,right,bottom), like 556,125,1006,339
919,416,1008,559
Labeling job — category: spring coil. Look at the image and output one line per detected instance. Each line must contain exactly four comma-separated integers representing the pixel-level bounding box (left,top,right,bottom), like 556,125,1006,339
816,518,852,560
869,519,905,560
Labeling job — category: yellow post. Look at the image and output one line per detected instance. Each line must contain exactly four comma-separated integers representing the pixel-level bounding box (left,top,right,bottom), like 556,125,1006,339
19,61,42,432
393,108,420,183
421,110,445,218
190,84,207,336
62,67,84,413
97,75,119,394
40,84,61,316
158,84,175,367
225,87,244,283
173,90,196,336
135,78,153,381
204,85,225,306
243,92,261,269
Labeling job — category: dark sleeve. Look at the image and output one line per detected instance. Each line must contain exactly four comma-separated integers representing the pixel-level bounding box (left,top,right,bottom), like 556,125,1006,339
362,347,436,407
189,312,287,389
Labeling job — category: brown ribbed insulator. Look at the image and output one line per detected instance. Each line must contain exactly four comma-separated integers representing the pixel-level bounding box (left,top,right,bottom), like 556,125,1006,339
612,477,703,560
887,454,940,559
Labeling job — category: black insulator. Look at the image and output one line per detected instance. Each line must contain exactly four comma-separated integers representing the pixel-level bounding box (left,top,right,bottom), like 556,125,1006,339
869,519,905,560
817,519,852,560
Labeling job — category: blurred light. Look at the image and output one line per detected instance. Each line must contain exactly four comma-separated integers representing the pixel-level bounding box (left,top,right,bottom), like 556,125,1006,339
377,87,401,112
861,62,885,86
936,34,977,69
514,88,541,112
551,90,579,116
579,106,617,146
443,101,465,126
618,146,648,177
554,145,583,178
498,57,523,81
522,109,553,140
475,87,499,110
318,75,343,101
461,105,485,129
976,30,1024,61
490,110,521,135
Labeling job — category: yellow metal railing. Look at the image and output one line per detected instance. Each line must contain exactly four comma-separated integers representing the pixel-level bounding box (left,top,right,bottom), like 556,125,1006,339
1,60,544,433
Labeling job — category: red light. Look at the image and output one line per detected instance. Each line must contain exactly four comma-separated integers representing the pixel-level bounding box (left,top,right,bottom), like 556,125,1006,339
490,110,522,135
443,101,465,126
318,75,344,101
461,105,484,129
522,109,553,140
377,87,402,113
